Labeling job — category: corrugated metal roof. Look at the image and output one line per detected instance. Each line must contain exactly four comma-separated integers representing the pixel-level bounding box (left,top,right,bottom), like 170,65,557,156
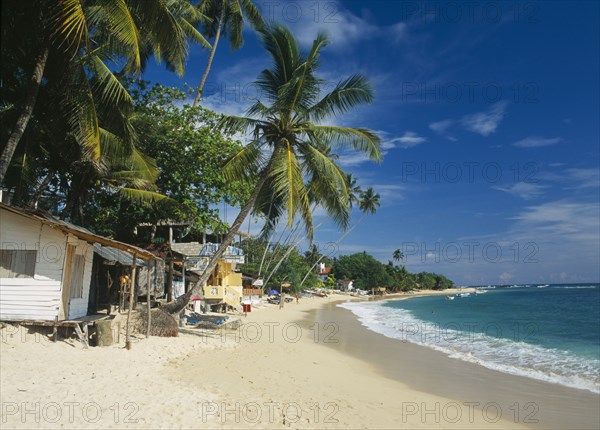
93,244,147,267
0,203,159,261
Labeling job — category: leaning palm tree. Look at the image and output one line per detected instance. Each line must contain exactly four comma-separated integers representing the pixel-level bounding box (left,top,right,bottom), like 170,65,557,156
298,186,381,289
192,0,265,106
162,24,381,314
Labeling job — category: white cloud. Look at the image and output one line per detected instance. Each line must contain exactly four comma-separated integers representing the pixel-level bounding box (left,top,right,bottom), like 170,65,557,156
429,119,453,134
499,272,514,282
493,182,546,200
337,152,373,167
511,200,600,241
460,101,508,136
564,168,600,189
281,1,379,49
392,131,427,149
513,136,562,148
429,119,458,141
338,130,425,167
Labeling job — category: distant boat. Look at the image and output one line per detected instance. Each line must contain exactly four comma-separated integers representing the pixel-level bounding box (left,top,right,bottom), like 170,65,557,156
474,290,487,295
458,292,471,297
537,284,549,288
446,295,455,300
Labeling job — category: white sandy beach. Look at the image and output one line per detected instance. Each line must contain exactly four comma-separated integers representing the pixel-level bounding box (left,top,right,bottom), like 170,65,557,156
1,293,597,429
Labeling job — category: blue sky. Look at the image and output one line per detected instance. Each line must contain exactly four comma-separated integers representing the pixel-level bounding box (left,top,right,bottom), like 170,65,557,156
145,0,599,285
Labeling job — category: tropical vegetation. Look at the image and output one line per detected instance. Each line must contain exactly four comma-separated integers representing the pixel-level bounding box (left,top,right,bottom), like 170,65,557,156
162,24,382,313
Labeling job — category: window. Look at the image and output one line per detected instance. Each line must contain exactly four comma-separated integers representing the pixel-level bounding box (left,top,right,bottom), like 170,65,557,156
69,254,86,299
0,250,36,278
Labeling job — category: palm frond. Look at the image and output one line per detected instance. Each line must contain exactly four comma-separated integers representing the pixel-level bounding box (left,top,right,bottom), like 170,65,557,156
222,139,266,183
219,114,264,135
115,187,168,204
306,74,374,122
86,0,142,72
50,0,89,51
306,125,382,162
89,54,133,106
239,0,266,31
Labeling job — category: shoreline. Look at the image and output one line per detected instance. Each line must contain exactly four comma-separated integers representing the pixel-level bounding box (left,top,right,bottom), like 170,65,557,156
1,294,598,429
308,299,600,429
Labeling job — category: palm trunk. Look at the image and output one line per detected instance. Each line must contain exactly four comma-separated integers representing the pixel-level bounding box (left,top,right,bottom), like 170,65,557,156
28,171,53,207
0,46,49,183
162,162,272,315
299,214,367,290
192,4,225,107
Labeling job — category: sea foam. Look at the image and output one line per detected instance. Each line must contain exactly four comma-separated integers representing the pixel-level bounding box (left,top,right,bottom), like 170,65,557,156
339,300,600,394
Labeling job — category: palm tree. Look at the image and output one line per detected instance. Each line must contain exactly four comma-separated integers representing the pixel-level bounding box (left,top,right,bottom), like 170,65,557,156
346,173,362,209
298,185,381,289
0,0,209,184
359,187,380,214
393,248,404,263
192,0,265,106
162,24,381,314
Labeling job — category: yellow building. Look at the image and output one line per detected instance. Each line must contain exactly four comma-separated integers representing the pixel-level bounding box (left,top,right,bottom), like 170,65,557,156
170,242,245,312
203,259,243,311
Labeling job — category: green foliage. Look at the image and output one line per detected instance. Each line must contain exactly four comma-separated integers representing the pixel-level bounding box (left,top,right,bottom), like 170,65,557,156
325,274,337,289
81,82,251,240
332,252,454,292
219,24,382,241
332,252,393,290
237,238,319,292
1,0,209,218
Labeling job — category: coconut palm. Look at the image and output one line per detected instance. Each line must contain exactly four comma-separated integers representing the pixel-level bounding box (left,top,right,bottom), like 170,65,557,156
192,0,265,106
359,187,381,214
162,24,381,314
393,248,404,263
346,173,362,209
0,0,209,185
298,186,382,289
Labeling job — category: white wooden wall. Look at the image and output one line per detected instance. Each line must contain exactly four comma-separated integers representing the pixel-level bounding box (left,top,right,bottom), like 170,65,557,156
66,240,93,319
0,209,93,321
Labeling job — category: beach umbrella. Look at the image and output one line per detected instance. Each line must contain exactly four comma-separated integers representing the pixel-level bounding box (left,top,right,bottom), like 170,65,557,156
269,290,280,295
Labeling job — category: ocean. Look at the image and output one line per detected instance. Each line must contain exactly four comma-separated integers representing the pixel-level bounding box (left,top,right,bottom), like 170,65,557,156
339,283,600,394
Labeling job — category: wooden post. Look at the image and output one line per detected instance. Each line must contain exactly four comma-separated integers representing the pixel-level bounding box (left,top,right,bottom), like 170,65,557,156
146,260,151,338
167,255,173,302
125,256,137,350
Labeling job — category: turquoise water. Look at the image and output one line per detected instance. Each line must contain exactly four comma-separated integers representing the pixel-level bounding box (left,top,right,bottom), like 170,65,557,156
340,284,600,393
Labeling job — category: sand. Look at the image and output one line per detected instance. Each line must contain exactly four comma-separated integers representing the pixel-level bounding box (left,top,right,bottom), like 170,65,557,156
1,293,598,429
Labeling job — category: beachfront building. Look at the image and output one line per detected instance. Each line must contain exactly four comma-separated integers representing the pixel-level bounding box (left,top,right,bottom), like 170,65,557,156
0,203,158,324
317,262,332,282
170,242,245,312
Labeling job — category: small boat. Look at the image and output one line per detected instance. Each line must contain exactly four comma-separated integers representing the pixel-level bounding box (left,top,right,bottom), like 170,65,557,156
445,295,455,300
458,292,471,297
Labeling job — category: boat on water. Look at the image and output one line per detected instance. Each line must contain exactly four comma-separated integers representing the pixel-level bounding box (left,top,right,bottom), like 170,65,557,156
445,295,455,300
458,292,471,297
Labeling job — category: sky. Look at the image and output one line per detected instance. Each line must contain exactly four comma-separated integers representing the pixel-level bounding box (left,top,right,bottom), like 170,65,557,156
145,0,600,285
